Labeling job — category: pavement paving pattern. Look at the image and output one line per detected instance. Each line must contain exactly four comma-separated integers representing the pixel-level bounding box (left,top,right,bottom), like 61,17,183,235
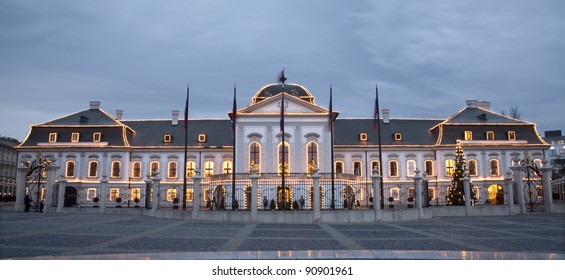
1,210,564,259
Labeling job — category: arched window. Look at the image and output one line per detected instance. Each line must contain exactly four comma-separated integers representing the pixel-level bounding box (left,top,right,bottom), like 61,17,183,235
249,142,261,172
353,161,362,177
223,160,232,174
407,160,416,177
424,160,434,176
278,142,290,175
132,161,142,178
168,161,177,178
468,159,478,176
490,159,499,176
371,160,380,175
186,161,195,178
335,161,344,174
65,160,75,177
306,142,318,171
150,161,159,177
88,161,98,178
111,161,121,178
389,160,398,177
204,161,214,177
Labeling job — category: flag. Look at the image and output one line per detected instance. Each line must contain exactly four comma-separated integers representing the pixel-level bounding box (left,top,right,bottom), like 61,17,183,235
231,85,237,133
184,85,189,130
278,69,287,84
373,83,379,130
279,69,286,132
328,85,333,133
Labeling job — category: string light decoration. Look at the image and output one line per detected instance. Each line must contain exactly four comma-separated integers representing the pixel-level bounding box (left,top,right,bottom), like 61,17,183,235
447,140,475,205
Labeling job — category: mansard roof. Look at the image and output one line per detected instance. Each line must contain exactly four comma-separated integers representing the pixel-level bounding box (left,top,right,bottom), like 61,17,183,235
334,119,442,146
43,107,124,126
252,83,315,105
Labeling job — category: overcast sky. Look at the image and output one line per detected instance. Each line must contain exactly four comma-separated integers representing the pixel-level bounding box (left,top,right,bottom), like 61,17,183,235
1,0,564,141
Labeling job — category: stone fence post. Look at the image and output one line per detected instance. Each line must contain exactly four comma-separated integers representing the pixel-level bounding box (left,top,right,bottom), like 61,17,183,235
151,172,162,217
43,163,59,213
192,169,203,220
250,167,259,222
312,167,321,223
56,175,67,213
14,166,28,212
540,159,554,213
511,156,526,214
463,173,471,216
371,166,381,222
504,169,514,215
98,174,108,214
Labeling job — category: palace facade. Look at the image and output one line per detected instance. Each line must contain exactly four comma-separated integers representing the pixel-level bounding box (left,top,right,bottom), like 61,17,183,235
15,83,550,215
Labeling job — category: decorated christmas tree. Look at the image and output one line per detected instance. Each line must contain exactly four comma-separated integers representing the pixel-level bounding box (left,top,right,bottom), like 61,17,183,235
447,140,474,205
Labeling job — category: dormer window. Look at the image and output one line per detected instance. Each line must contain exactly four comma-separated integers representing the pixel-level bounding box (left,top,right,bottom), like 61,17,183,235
48,133,57,143
163,134,173,143
464,131,473,141
507,131,516,140
71,133,80,143
486,131,495,140
93,132,101,142
198,133,207,143
394,132,402,141
359,132,368,142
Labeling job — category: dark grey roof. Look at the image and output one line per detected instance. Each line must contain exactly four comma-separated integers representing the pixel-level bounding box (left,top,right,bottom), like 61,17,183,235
123,119,233,147
438,124,546,145
19,126,129,147
43,108,122,126
252,83,314,104
334,119,442,146
445,107,523,124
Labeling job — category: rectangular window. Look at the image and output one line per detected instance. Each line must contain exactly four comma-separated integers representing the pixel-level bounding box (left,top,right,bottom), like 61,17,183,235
371,161,380,175
389,161,398,177
407,160,416,177
71,133,80,143
186,189,194,202
88,161,98,178
87,188,97,201
428,188,436,200
507,131,516,140
66,161,75,177
186,161,195,178
486,131,495,140
132,162,142,178
359,132,368,142
468,160,478,176
445,160,454,176
48,133,57,143
150,161,159,177
394,132,402,141
424,160,434,176
223,161,232,174
93,132,101,142
163,134,172,143
167,189,177,202
131,188,141,201
353,161,362,176
168,161,177,178
204,161,214,177
490,160,499,176
111,161,121,178
198,133,206,143
335,161,344,174
109,188,120,202
464,131,473,141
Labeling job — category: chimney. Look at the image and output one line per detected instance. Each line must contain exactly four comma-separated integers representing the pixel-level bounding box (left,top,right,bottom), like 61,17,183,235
116,110,123,120
172,110,179,126
466,100,477,108
382,109,390,124
89,101,101,110
477,100,491,110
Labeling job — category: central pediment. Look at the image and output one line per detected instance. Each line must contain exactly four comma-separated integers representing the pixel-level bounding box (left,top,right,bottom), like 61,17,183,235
239,92,328,115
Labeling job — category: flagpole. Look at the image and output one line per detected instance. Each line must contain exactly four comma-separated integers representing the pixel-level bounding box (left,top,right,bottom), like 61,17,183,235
375,83,384,209
279,70,287,210
182,84,189,211
231,84,237,210
330,84,335,210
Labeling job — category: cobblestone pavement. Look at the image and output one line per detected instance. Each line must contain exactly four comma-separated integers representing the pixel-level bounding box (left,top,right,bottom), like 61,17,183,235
1,210,564,260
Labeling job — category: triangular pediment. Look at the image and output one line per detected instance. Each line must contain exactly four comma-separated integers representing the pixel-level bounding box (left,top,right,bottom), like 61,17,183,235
239,93,328,115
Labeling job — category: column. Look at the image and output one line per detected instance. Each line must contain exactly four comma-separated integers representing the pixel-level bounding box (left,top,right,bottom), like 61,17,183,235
312,167,321,223
14,166,28,212
57,175,67,213
540,159,554,213
98,174,108,214
371,166,381,222
250,167,259,222
463,172,471,216
151,172,162,217
510,156,526,214
504,169,514,215
192,169,203,220
43,163,59,213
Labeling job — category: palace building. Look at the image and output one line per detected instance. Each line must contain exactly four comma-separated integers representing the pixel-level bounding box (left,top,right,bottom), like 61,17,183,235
15,83,552,218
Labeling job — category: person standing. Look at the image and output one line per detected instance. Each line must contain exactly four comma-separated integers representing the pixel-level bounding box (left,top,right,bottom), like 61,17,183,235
24,194,31,212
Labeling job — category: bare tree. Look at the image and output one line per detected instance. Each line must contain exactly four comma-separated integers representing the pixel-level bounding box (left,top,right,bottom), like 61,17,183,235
510,106,520,119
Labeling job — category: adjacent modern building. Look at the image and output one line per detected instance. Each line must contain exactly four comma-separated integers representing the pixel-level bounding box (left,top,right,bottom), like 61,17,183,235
15,83,550,212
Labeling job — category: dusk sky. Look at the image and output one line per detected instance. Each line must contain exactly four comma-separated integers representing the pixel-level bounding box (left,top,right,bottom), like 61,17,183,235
1,0,564,142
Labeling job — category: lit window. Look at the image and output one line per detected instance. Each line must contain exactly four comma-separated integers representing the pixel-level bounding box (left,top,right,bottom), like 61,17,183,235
150,161,159,177
109,188,120,202
278,142,290,175
132,161,142,178
185,189,194,202
445,159,454,176
249,142,261,172
163,134,173,143
335,161,344,174
93,132,101,142
473,186,480,199
353,161,362,177
464,131,473,141
533,159,542,168
198,133,206,143
167,188,177,202
389,186,400,201
223,161,232,174
424,160,434,176
486,131,495,140
168,161,177,178
489,159,499,176
71,133,80,142
186,161,195,178
65,161,75,177
306,142,318,172
48,133,57,143
204,161,214,177
389,160,398,177
507,131,516,140
394,132,402,141
111,161,121,178
428,188,436,200
131,188,141,201
88,161,98,178
359,132,368,142
407,160,416,177
371,161,380,175
87,188,97,201
468,159,478,176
